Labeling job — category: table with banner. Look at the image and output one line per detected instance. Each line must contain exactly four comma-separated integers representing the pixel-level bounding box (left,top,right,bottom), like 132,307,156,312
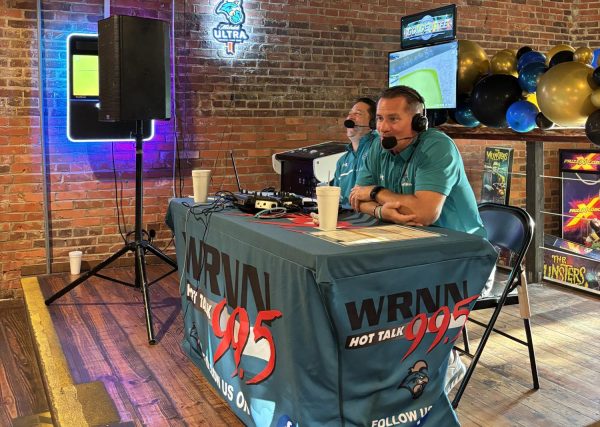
166,198,496,427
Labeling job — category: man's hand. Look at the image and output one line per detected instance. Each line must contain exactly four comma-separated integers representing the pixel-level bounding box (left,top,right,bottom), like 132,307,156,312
381,201,423,226
349,185,375,211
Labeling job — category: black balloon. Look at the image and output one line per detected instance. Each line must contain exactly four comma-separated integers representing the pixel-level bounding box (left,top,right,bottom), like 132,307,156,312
470,74,523,128
593,67,600,86
517,46,533,60
535,112,554,130
549,50,574,67
426,109,448,127
457,93,471,105
585,110,600,145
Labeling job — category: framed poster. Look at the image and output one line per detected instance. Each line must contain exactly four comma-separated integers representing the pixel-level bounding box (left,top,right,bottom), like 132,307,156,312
543,234,600,295
559,150,600,246
481,147,513,204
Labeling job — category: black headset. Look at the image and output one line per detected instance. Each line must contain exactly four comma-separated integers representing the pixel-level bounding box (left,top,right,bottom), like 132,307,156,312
356,97,377,129
392,86,428,132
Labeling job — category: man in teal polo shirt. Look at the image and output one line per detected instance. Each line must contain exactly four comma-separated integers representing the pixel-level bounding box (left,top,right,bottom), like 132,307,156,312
350,86,485,237
333,98,378,206
350,85,486,395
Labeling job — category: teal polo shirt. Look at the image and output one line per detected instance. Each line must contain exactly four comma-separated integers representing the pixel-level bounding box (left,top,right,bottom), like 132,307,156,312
333,131,377,206
356,129,485,237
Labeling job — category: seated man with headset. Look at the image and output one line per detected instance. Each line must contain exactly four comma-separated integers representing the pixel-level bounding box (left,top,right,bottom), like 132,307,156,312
349,85,486,394
349,85,485,237
332,97,378,206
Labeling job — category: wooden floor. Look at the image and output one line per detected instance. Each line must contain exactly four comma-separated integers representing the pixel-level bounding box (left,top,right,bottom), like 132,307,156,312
0,299,49,426
2,265,600,426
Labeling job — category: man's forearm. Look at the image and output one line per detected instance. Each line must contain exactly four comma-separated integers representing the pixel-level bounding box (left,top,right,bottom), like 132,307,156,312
359,200,380,217
371,188,444,225
372,189,414,213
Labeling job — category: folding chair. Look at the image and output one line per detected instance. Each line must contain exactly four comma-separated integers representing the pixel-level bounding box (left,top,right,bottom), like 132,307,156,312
452,202,540,408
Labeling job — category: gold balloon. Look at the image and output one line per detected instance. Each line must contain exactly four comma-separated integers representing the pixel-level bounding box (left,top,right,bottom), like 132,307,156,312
498,48,517,57
537,61,596,126
574,47,594,65
545,44,575,66
591,89,600,109
525,92,539,108
458,40,490,94
491,51,517,76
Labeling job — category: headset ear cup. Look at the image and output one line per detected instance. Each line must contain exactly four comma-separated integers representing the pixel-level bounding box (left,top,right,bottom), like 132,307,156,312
411,114,428,132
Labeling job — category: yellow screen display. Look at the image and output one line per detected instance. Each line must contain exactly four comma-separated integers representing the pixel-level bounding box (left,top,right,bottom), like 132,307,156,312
72,54,99,97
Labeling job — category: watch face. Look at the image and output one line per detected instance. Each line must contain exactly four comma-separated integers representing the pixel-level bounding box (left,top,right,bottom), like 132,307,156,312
371,186,383,201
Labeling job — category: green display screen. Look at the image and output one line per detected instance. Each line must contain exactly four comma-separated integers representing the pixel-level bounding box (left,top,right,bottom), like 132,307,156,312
72,54,99,97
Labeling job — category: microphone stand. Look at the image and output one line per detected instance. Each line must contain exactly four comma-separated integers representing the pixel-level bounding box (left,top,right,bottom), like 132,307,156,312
45,120,178,345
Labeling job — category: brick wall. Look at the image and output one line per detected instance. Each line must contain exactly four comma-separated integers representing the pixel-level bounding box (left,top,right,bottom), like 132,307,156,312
1,0,597,290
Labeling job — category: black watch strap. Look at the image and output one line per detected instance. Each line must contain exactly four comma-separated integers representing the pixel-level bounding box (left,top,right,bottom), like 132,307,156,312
370,185,384,202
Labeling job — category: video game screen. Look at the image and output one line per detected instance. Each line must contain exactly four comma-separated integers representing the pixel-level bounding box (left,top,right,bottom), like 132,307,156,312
388,40,457,109
72,54,99,98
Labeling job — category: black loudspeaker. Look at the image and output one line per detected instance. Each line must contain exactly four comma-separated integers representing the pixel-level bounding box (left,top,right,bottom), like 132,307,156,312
98,15,171,122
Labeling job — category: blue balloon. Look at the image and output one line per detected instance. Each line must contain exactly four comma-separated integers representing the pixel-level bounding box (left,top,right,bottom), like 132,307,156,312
517,51,546,72
593,48,600,68
455,105,480,128
506,100,539,132
518,61,547,93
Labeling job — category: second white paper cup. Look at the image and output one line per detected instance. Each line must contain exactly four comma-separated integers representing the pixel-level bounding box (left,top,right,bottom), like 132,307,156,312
69,250,83,275
316,186,341,231
192,169,211,203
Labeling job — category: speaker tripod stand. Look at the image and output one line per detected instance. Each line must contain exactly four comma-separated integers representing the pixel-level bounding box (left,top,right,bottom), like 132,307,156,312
45,120,178,344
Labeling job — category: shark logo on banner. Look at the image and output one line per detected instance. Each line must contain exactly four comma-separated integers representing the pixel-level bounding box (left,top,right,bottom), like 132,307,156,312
398,360,429,399
213,0,249,55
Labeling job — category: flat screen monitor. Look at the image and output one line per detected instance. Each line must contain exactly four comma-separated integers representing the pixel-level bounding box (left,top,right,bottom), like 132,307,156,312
401,4,456,50
388,40,458,110
72,54,99,98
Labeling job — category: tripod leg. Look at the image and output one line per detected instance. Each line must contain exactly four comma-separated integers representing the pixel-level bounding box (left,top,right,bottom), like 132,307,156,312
136,245,156,345
145,243,178,268
45,245,131,305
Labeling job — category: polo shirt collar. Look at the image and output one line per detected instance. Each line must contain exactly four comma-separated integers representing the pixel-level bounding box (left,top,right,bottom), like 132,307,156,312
397,135,420,161
347,130,377,152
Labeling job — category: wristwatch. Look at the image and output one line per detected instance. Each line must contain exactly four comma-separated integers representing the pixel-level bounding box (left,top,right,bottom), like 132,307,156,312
370,185,384,202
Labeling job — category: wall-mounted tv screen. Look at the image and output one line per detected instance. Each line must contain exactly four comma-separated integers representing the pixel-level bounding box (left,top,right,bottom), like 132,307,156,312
388,40,458,110
401,4,456,49
72,54,99,97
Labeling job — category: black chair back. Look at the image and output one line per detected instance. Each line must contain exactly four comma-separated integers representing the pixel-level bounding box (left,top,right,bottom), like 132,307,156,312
452,202,539,408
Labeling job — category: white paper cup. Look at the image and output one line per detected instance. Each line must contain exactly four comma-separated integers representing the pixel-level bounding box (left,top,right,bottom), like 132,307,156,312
69,250,83,275
192,169,211,203
316,186,341,231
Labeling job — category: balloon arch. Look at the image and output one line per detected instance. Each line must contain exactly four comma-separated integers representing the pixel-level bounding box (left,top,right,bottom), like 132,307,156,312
444,41,600,145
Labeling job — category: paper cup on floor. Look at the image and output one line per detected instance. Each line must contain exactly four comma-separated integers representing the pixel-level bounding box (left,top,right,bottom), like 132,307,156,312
316,186,341,231
192,169,211,203
69,250,83,275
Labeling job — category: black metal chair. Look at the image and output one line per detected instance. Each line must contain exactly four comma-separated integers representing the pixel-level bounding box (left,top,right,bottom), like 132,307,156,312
452,202,540,408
